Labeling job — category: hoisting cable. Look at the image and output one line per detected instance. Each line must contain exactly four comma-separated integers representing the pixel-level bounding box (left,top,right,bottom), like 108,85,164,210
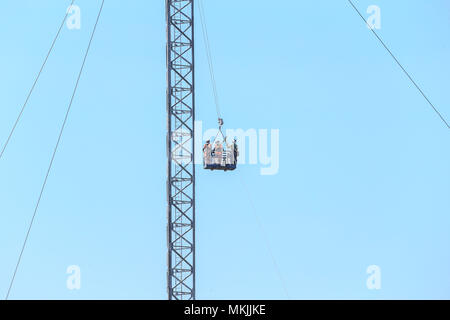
198,1,287,297
198,0,227,144
0,0,76,161
198,0,222,121
238,175,291,299
5,0,105,300
347,0,450,130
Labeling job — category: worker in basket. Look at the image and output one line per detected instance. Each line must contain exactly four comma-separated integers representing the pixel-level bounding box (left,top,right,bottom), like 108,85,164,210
213,140,223,165
203,140,212,166
226,138,238,168
232,138,239,166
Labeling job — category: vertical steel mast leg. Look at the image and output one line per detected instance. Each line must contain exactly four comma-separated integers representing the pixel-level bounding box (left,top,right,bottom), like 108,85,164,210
166,0,196,300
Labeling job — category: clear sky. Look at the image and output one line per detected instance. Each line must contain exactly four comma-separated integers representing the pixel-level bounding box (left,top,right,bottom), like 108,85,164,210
0,0,449,299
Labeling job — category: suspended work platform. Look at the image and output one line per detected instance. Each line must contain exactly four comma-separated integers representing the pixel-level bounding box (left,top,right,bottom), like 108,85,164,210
203,139,238,171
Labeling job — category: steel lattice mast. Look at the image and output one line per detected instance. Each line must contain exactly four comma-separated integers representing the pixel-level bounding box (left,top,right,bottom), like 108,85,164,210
166,0,196,300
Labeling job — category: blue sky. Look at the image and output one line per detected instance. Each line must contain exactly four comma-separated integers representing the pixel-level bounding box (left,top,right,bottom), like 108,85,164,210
0,0,449,299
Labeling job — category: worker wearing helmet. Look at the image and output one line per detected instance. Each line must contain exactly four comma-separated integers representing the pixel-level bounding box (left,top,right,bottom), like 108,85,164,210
225,141,233,165
203,140,212,166
214,140,223,165
233,138,239,165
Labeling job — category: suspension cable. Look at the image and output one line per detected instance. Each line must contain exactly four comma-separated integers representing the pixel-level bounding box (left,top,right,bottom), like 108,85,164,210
348,0,450,129
198,0,222,120
5,0,105,299
238,175,290,299
0,0,76,161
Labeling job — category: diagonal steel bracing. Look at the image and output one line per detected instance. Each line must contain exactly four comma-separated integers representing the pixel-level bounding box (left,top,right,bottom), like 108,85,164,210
166,0,196,300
